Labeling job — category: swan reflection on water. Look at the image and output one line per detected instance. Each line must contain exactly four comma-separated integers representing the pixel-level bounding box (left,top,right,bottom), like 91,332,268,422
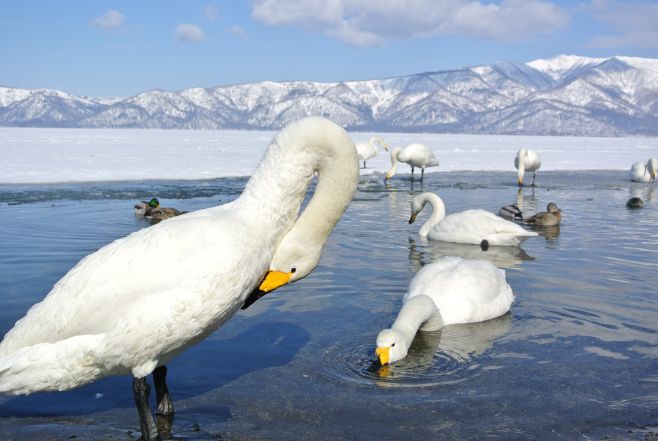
408,238,534,271
372,314,512,382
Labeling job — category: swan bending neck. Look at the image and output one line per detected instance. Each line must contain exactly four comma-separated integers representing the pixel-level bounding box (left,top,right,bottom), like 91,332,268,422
392,295,442,342
415,193,446,237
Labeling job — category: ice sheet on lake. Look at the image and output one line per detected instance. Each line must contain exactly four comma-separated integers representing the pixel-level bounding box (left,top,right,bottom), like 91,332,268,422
1,127,658,183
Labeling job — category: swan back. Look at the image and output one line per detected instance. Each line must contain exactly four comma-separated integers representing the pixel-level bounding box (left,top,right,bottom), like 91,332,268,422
406,257,514,326
399,143,438,168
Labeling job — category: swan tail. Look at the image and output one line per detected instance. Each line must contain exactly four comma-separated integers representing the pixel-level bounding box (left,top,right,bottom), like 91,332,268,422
0,335,105,395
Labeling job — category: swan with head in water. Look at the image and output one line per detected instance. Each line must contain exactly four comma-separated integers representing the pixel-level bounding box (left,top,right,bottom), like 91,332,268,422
375,256,514,366
355,136,387,169
409,192,537,247
630,158,657,183
0,117,359,441
515,149,541,187
385,143,438,181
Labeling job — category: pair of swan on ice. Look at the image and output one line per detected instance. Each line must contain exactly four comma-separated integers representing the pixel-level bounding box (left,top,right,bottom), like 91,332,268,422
0,118,515,440
356,136,439,180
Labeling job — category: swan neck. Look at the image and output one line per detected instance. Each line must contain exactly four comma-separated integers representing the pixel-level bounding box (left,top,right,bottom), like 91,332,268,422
417,193,445,238
241,118,358,244
386,147,401,177
392,295,441,342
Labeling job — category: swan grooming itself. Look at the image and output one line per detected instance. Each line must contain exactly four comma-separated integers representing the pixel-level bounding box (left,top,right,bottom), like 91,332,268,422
499,204,523,221
409,192,537,247
375,257,514,365
385,143,438,181
515,149,541,187
630,158,657,183
135,198,188,222
355,136,387,169
0,117,359,441
524,202,562,227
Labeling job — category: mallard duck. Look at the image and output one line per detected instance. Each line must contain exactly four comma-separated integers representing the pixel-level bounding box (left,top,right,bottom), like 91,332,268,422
0,117,359,441
355,136,387,169
498,204,523,221
134,197,187,222
375,257,514,365
409,192,537,247
515,149,541,187
524,202,562,226
630,158,657,183
385,143,438,181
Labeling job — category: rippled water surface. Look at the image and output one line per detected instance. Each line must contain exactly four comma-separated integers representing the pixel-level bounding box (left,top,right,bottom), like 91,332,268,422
1,171,657,440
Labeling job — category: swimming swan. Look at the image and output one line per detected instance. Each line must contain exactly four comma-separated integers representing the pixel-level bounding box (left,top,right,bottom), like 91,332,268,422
0,117,359,441
375,257,514,365
630,158,657,183
385,143,438,181
515,149,541,187
409,192,537,247
356,136,387,169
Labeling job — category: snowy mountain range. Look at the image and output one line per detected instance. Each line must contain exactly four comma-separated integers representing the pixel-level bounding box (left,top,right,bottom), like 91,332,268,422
2,55,658,136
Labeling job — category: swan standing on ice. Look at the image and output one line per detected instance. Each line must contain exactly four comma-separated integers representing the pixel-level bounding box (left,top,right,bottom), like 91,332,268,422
385,143,438,181
375,257,514,365
355,136,387,169
409,192,537,247
630,158,657,183
515,149,541,187
0,117,359,441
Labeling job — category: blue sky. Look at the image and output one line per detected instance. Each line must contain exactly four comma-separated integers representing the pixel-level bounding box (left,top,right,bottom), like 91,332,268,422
1,0,657,97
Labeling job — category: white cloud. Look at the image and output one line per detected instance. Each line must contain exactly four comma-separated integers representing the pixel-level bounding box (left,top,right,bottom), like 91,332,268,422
175,23,206,43
226,25,249,39
204,5,219,21
584,0,658,49
91,10,125,31
250,0,570,47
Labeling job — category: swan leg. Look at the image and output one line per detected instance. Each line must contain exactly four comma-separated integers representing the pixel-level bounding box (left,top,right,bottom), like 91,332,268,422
531,172,537,187
411,167,415,179
133,377,160,441
421,168,425,181
362,161,366,169
153,365,175,416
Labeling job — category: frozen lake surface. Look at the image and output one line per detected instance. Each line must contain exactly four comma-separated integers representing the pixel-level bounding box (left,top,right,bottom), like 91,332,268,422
1,170,657,440
2,127,658,183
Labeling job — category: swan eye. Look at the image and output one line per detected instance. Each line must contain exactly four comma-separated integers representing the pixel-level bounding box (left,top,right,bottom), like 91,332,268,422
391,343,396,347
291,267,297,273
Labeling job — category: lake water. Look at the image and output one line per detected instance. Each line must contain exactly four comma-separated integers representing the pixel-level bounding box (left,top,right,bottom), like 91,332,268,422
0,170,657,440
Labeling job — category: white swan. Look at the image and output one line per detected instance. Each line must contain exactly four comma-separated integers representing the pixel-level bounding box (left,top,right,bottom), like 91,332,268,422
0,117,359,441
515,149,541,187
630,158,657,183
385,143,438,181
409,192,537,247
355,136,387,169
375,257,514,365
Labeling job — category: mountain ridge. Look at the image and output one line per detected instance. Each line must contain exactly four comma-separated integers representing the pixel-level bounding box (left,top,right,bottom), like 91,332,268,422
2,54,658,136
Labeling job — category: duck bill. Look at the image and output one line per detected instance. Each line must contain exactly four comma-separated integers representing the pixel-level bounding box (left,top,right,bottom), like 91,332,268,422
258,270,293,293
375,347,390,365
408,213,417,224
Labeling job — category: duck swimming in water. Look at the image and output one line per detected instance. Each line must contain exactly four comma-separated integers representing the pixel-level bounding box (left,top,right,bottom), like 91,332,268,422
524,202,562,227
135,198,188,222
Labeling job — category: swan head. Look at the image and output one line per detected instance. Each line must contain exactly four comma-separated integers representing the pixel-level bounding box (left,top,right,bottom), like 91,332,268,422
648,158,657,180
258,240,323,293
408,194,429,224
375,329,409,365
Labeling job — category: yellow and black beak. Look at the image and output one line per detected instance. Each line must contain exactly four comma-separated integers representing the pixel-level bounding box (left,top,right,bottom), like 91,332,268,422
241,270,294,310
375,346,390,365
259,270,293,293
408,213,417,224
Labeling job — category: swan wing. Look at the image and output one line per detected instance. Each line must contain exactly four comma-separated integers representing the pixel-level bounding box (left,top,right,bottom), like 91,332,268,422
407,257,513,326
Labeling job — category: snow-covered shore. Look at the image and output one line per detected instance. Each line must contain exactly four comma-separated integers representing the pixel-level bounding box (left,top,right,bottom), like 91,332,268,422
1,127,657,184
